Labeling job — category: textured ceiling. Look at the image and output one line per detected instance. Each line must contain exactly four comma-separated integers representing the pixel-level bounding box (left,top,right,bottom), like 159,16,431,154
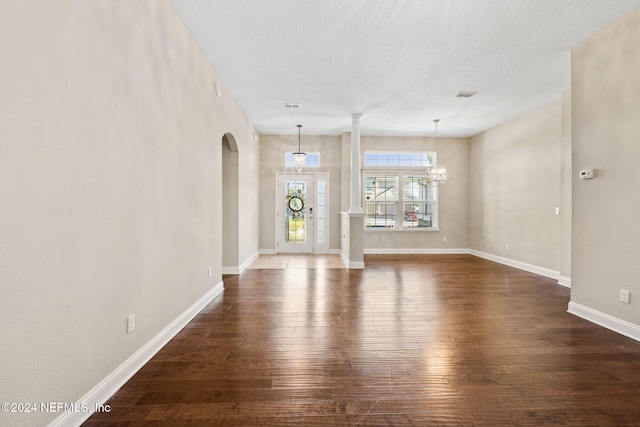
169,0,640,137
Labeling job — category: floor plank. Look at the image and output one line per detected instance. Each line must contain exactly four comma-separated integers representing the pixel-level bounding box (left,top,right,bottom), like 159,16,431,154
83,255,640,426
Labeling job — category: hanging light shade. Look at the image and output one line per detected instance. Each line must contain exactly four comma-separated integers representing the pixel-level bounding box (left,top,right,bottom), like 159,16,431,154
425,119,448,187
292,124,307,172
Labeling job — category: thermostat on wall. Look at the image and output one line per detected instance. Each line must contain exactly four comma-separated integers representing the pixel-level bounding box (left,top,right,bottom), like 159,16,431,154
579,169,594,180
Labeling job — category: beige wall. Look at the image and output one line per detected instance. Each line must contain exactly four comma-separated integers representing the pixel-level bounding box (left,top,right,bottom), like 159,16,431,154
238,132,262,265
571,8,640,325
222,136,239,269
559,91,572,282
3,3,639,425
360,136,470,251
259,134,342,252
469,101,563,271
0,1,259,426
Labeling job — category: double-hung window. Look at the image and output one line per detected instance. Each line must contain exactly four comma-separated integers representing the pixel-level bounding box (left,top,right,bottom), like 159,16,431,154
363,152,438,230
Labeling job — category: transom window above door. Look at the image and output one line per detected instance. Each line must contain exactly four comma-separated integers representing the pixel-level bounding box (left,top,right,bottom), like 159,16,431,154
285,152,320,168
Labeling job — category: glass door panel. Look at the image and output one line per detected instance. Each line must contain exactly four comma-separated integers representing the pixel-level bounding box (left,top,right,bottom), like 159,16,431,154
285,181,307,243
277,174,314,253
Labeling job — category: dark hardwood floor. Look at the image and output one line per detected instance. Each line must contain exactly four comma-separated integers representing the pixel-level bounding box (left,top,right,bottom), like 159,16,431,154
83,255,640,426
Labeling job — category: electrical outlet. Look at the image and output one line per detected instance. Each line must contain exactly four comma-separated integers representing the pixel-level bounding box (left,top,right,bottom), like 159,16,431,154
505,243,510,251
443,236,447,243
127,314,136,334
208,267,212,278
620,289,630,304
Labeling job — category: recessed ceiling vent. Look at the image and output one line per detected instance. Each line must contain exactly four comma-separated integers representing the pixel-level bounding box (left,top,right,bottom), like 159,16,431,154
284,103,301,108
456,91,477,98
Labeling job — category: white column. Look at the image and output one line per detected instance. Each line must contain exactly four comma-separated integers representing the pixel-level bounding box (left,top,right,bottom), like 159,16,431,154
349,113,364,214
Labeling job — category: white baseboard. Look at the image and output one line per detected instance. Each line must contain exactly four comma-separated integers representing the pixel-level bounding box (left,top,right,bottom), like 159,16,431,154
339,251,349,268
339,251,364,269
239,252,259,273
568,301,640,342
49,281,225,427
468,249,559,280
221,266,239,275
362,248,564,283
259,249,342,256
222,252,260,275
364,248,469,255
262,246,565,281
558,275,572,288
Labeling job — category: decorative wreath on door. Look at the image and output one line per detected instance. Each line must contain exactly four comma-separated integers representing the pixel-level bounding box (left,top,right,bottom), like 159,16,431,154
288,196,304,212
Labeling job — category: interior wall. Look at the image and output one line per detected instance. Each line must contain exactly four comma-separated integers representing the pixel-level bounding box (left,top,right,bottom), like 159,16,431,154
559,90,572,283
361,135,470,251
238,131,261,265
259,134,342,252
469,100,562,272
0,1,259,426
222,135,239,269
571,8,640,325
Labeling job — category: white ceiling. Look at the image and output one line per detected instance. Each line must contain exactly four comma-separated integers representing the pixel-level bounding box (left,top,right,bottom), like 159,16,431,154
169,0,640,137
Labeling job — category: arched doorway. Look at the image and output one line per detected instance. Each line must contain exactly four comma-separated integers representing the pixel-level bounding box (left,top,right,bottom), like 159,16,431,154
221,133,239,274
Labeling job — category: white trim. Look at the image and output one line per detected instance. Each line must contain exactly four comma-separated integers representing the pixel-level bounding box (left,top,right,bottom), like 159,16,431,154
314,172,331,254
222,251,260,275
362,247,563,281
558,275,572,288
568,301,640,342
339,251,349,267
468,249,559,280
240,251,259,273
329,248,341,255
262,247,563,281
339,251,364,269
221,266,239,275
364,247,468,255
49,281,225,427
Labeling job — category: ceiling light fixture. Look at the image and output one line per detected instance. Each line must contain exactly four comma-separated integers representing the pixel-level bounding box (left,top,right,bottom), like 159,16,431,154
292,124,307,172
425,119,448,187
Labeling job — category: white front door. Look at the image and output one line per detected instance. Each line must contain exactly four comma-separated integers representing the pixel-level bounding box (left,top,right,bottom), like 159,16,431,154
277,174,314,253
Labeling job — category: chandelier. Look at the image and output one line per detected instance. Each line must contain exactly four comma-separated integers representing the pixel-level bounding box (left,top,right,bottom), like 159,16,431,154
425,119,448,187
292,124,307,172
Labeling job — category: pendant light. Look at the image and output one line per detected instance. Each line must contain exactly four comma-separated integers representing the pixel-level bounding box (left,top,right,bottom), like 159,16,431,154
425,119,448,187
292,124,307,172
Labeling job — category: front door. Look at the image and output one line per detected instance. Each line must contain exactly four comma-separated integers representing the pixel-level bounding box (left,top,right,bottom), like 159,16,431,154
277,174,314,253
